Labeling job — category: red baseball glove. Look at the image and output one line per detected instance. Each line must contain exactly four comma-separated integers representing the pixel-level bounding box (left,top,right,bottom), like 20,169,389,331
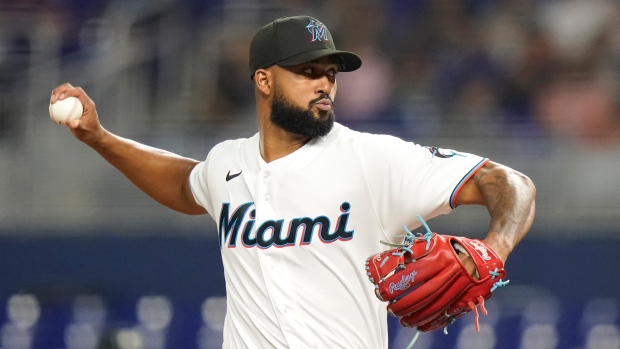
365,216,509,339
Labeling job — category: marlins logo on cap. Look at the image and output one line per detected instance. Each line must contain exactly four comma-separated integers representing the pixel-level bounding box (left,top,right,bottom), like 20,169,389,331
306,19,328,42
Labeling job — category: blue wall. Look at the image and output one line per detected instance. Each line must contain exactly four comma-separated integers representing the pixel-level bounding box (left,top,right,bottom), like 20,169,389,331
0,233,618,348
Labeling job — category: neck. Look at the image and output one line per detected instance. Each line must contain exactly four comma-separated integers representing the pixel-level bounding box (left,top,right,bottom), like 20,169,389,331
259,124,312,163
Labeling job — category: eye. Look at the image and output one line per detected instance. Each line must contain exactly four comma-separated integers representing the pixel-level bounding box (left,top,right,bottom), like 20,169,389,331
327,69,337,78
303,67,313,75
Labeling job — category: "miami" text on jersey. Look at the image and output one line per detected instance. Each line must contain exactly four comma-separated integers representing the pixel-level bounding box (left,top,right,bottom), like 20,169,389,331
218,202,355,248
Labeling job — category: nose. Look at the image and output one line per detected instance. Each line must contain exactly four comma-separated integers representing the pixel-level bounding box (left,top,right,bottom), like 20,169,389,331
316,74,335,96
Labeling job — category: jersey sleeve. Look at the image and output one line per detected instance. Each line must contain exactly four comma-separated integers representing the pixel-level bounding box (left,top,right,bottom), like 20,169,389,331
188,150,215,215
356,134,488,242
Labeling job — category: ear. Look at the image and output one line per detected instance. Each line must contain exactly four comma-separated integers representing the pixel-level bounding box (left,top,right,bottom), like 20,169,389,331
254,69,272,96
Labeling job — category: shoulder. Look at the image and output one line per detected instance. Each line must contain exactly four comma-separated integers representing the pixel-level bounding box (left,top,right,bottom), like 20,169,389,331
208,133,258,157
333,123,412,147
333,123,425,160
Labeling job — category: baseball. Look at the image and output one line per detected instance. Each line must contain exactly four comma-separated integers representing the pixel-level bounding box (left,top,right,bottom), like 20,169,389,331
49,96,83,126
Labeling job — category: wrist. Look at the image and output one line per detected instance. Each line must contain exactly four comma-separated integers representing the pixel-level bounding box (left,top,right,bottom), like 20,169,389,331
482,233,512,263
86,126,110,148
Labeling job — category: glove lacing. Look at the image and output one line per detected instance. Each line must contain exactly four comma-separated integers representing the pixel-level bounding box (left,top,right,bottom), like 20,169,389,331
380,215,433,257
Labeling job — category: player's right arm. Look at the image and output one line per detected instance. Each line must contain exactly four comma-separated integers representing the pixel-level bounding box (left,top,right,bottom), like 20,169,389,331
50,83,207,216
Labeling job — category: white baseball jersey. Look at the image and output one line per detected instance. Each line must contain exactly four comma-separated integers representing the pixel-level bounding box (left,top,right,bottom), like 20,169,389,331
189,122,488,349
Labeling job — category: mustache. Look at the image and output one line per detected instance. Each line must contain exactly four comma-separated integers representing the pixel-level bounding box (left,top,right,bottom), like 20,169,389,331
310,94,335,107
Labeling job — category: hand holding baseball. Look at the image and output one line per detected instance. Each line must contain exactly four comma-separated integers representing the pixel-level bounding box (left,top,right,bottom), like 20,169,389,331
50,83,105,145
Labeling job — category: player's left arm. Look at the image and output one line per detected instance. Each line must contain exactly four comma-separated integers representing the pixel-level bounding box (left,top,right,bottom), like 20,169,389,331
454,160,536,263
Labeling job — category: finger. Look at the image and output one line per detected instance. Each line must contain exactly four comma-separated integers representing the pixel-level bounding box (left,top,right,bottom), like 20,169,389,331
458,254,478,279
50,83,75,103
51,85,93,118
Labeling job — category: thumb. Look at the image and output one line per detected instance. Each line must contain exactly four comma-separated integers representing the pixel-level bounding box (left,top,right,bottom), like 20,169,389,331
68,119,80,129
68,120,80,130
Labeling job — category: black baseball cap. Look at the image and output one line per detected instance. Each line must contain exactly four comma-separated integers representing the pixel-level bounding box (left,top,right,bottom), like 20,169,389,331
249,15,362,79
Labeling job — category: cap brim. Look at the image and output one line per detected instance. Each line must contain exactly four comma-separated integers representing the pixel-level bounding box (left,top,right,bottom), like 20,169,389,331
277,48,362,72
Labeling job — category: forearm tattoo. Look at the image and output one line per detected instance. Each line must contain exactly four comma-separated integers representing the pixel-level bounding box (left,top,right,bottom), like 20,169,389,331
473,165,535,249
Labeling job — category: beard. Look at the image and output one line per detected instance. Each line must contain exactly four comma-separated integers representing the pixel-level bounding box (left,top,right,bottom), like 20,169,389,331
270,89,335,138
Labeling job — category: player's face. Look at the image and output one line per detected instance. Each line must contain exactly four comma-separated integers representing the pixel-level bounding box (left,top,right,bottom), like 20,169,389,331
269,57,338,137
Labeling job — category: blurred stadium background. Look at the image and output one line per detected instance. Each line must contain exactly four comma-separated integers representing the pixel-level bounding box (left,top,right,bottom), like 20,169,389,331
0,0,619,348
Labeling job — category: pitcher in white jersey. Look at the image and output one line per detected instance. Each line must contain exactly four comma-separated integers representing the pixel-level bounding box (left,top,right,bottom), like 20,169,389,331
50,15,536,349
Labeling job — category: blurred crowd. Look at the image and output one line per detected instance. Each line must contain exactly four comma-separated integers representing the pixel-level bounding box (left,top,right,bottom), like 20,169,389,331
1,0,620,233
1,0,620,146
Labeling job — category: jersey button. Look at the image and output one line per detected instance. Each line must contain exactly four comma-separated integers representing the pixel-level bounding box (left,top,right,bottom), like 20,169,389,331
263,171,271,178
264,193,270,201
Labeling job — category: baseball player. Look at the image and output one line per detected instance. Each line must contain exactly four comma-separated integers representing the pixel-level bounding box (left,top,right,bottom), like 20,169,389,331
50,15,536,349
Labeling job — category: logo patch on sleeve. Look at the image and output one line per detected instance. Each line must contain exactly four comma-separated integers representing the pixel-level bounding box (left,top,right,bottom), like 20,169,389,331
425,146,465,159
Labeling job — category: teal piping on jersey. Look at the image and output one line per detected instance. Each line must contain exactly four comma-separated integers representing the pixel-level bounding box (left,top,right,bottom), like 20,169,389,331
449,158,490,209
